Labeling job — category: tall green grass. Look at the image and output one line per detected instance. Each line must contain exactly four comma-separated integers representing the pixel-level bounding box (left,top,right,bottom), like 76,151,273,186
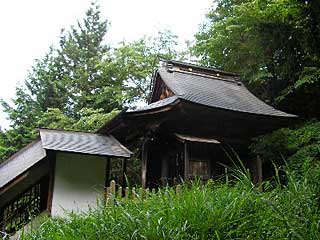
23,171,320,240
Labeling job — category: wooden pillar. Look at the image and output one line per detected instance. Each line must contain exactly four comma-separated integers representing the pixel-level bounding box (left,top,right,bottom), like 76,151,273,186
105,157,111,187
122,158,127,187
161,154,169,185
257,155,263,188
40,176,49,211
46,151,56,215
141,141,148,188
184,142,189,181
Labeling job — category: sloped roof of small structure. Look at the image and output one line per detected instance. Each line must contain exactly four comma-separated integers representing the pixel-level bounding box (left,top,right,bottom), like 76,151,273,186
136,60,296,118
39,128,132,157
0,140,46,189
0,129,132,189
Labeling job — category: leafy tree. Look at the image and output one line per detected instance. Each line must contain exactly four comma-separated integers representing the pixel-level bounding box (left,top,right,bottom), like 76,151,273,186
194,0,320,118
37,108,119,132
26,2,122,117
0,86,40,161
0,3,184,163
0,2,114,162
110,30,181,103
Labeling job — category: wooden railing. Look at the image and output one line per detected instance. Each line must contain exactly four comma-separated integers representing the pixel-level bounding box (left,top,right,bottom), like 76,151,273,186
105,180,183,205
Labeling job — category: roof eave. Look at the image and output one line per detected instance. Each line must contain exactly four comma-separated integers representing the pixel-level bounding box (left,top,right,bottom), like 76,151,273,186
178,98,298,119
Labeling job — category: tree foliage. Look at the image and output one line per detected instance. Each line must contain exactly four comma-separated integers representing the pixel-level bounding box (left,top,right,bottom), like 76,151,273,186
0,3,183,162
110,30,180,102
251,121,320,188
194,0,320,118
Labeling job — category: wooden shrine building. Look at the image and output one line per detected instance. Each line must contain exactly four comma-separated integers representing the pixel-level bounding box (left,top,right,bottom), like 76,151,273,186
98,60,297,188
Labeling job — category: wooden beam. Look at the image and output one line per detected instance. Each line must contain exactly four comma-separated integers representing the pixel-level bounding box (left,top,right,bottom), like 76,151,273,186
0,172,30,196
141,141,148,188
184,142,189,181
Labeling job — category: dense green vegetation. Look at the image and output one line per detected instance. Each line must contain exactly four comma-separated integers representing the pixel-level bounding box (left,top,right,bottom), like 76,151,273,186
252,121,320,189
0,3,182,162
194,0,320,118
23,170,320,239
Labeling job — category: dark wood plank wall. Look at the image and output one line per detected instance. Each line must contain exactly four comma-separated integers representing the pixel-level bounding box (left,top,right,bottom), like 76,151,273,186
143,133,254,185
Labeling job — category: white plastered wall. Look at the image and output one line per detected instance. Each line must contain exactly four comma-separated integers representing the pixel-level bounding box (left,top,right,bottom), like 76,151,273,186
51,152,107,217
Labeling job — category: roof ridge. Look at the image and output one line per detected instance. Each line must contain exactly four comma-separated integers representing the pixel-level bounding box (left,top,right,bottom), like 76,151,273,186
37,128,95,135
162,59,240,77
168,68,242,85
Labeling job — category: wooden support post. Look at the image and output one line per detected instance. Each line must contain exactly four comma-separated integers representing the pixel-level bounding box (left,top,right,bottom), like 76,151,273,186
104,157,111,202
105,157,111,187
122,158,127,188
40,176,49,211
184,142,189,181
176,184,182,195
141,141,148,189
106,187,113,206
257,155,263,189
46,151,56,215
140,187,145,200
225,168,229,185
132,187,136,200
117,186,122,199
125,187,129,200
110,180,116,195
161,154,169,185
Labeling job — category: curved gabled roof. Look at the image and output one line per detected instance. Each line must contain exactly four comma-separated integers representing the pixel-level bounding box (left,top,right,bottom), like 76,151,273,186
98,61,297,137
155,65,296,118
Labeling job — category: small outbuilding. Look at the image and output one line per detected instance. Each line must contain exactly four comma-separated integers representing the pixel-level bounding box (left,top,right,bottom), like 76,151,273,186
0,129,131,233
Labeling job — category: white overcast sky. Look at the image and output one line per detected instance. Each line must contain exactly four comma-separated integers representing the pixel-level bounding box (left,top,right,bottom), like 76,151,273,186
0,0,212,129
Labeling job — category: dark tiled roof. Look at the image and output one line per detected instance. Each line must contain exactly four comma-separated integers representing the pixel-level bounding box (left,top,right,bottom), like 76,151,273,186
157,66,296,117
39,129,132,157
128,95,179,113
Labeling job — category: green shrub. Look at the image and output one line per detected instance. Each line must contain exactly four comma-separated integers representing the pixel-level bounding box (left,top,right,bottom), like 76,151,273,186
251,121,320,186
